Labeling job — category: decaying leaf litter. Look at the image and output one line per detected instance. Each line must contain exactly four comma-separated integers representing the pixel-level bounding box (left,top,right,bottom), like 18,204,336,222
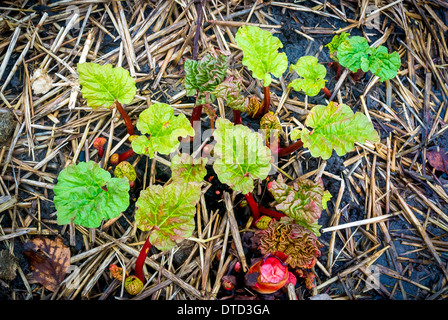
0,0,447,300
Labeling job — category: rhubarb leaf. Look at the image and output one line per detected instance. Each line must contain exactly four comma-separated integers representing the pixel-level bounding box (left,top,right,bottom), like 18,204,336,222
77,62,136,109
184,54,228,104
337,36,372,72
298,102,380,160
213,118,272,195
361,46,401,82
326,32,350,55
268,174,330,236
131,102,194,158
288,56,327,97
170,153,207,183
235,25,288,87
213,77,248,112
54,161,130,228
135,182,201,251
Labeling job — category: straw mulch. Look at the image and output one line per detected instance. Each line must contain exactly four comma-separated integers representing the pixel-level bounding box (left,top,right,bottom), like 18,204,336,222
0,0,447,300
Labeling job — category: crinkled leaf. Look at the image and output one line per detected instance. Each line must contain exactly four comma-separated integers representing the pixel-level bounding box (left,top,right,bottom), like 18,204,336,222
268,174,330,236
184,54,228,104
299,102,380,160
326,32,350,55
114,161,136,182
77,62,136,109
132,103,194,158
235,26,288,87
213,118,272,194
361,46,401,82
337,36,372,72
170,153,207,183
213,77,248,112
23,237,70,292
135,183,201,251
288,56,327,97
54,161,130,228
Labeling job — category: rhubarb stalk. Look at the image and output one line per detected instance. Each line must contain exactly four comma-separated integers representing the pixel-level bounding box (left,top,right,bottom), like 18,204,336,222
115,101,134,136
134,235,152,283
259,206,285,220
321,87,332,100
244,192,260,225
110,149,136,166
233,110,242,125
261,86,271,116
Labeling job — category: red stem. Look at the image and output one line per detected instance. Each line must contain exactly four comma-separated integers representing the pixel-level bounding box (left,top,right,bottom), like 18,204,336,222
275,140,304,158
135,236,152,283
98,147,104,158
244,193,260,226
351,69,366,82
332,61,342,80
261,86,271,116
322,87,332,100
233,110,241,125
110,149,136,165
259,206,286,220
115,101,135,136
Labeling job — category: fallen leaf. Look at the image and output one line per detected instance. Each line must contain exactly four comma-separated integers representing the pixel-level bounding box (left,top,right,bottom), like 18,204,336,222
0,250,18,281
24,236,70,292
427,147,448,174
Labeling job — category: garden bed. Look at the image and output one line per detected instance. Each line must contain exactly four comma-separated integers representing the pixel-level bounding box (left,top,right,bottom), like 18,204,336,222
0,0,448,301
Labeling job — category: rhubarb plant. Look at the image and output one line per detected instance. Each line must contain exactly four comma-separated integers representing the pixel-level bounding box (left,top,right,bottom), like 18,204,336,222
184,53,228,130
213,77,248,125
131,102,194,158
212,117,272,224
53,161,130,228
170,153,207,183
256,217,323,269
77,62,136,136
288,56,331,99
235,25,288,116
267,174,331,236
290,102,380,160
326,33,400,82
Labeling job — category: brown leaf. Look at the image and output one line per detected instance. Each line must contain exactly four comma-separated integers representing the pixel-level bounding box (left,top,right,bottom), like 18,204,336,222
23,236,70,292
427,147,448,174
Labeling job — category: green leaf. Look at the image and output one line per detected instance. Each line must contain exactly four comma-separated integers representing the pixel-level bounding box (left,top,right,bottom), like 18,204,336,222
268,174,330,237
54,161,130,228
184,54,228,104
288,56,327,97
337,36,372,72
325,32,350,55
212,77,248,112
77,62,136,109
131,103,194,158
135,182,201,251
212,118,272,194
362,46,401,82
299,102,380,160
235,25,288,87
114,161,137,182
170,153,207,183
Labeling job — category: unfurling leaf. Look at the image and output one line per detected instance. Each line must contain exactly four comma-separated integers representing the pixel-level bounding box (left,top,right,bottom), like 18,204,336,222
23,237,70,292
170,153,207,183
326,32,350,55
184,53,228,104
131,102,194,158
213,77,248,112
298,102,380,160
77,62,136,109
337,36,372,72
288,56,327,97
256,217,323,269
235,25,288,87
135,182,201,251
114,161,137,182
245,254,291,294
54,161,130,228
361,45,401,82
109,264,129,282
268,174,331,236
212,118,272,195
125,275,143,295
